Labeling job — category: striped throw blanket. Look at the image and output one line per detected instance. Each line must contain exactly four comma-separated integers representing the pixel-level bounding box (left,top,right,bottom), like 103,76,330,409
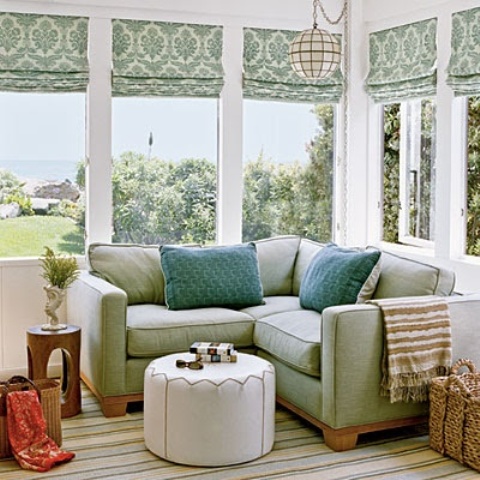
368,296,452,403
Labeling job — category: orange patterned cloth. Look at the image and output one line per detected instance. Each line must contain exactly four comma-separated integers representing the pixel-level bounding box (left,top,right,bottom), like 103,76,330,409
7,390,75,472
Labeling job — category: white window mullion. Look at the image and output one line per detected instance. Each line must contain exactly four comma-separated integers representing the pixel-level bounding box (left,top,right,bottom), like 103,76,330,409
435,11,460,260
85,17,112,245
366,101,384,245
217,25,243,245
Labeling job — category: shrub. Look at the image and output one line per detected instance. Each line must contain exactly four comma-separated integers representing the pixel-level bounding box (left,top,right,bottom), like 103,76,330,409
0,169,34,216
0,169,24,202
4,193,34,216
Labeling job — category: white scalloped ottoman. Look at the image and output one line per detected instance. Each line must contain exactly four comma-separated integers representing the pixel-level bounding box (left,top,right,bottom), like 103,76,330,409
144,352,275,466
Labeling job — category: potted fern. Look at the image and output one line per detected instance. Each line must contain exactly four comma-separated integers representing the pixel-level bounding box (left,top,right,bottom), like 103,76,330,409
40,247,79,331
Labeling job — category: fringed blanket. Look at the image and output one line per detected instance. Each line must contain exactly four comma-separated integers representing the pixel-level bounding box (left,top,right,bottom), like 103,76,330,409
7,390,75,472
368,295,452,403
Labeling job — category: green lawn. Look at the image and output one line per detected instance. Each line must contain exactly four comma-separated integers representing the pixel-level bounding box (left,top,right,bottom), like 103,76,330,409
0,216,84,257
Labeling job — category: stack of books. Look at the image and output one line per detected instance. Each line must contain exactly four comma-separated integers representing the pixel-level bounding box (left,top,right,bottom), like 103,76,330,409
189,342,238,363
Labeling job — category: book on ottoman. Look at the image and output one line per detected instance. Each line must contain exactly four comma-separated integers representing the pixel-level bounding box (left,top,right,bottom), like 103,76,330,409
194,352,238,363
190,342,235,356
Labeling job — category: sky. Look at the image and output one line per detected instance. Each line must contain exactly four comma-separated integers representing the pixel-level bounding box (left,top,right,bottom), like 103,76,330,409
0,92,319,173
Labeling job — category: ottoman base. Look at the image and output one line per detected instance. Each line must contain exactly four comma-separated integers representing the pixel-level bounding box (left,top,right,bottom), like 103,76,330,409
144,353,275,466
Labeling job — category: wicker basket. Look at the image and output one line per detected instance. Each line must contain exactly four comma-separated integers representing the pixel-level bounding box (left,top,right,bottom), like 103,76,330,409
429,358,480,472
0,376,62,458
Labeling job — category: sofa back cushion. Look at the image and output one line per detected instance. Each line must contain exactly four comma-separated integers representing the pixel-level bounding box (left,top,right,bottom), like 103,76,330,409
88,243,164,305
372,250,455,298
292,238,324,296
254,235,301,296
299,244,382,313
160,243,264,310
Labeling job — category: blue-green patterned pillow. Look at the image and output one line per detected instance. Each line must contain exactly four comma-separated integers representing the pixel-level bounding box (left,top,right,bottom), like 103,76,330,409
160,243,264,310
299,244,381,313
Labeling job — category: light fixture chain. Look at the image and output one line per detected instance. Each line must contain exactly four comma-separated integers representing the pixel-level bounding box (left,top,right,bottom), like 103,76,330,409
317,0,347,26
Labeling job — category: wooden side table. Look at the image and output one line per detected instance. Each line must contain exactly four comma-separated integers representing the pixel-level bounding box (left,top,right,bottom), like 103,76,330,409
26,324,81,418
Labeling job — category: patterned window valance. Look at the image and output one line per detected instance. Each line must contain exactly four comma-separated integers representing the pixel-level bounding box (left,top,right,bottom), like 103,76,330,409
0,12,89,92
447,7,480,96
112,19,224,98
366,18,437,103
243,28,344,104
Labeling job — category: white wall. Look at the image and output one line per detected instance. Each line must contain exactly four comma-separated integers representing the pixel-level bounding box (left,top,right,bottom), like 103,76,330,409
0,256,88,379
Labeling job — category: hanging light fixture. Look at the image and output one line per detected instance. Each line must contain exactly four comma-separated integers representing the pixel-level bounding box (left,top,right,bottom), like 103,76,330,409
289,0,346,80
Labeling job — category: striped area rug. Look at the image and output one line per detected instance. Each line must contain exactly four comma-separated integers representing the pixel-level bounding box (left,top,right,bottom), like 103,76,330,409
0,384,479,479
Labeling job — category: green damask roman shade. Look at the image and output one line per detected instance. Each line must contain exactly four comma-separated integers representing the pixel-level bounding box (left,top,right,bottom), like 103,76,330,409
0,12,88,92
447,7,480,96
112,19,224,97
366,18,437,103
243,28,343,103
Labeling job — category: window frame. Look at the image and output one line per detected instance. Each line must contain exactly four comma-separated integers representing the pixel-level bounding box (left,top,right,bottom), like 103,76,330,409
380,99,437,250
398,99,436,249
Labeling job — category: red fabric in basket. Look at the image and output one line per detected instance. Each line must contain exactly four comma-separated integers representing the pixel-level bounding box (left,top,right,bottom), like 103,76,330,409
7,390,75,472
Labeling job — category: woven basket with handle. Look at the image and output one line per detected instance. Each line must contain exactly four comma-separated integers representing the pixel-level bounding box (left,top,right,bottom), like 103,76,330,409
429,358,480,472
0,375,62,458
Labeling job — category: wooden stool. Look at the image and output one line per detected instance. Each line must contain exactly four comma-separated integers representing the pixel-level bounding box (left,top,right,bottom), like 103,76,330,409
27,325,81,418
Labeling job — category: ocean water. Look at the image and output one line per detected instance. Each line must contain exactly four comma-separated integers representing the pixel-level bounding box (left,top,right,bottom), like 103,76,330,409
0,160,78,182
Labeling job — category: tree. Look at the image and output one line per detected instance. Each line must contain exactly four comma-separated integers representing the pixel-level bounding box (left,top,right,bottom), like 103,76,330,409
242,153,278,240
111,152,216,245
467,96,480,255
242,104,335,242
383,103,401,243
299,104,334,241
76,105,337,246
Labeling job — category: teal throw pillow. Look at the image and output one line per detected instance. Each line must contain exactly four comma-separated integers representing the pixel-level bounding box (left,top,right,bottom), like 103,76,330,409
160,243,264,310
299,244,381,313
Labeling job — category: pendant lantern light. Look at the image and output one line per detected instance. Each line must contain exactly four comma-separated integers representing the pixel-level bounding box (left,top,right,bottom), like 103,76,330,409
289,0,346,80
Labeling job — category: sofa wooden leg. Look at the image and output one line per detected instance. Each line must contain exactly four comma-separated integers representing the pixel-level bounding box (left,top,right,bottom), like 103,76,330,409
81,373,144,418
101,400,128,417
323,430,358,451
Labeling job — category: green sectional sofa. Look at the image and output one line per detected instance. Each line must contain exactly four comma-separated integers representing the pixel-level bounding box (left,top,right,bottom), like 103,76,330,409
67,235,480,451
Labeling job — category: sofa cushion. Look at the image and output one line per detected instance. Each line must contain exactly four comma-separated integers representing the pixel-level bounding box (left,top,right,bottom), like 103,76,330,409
160,243,264,310
371,250,456,299
242,295,302,320
127,305,255,357
254,235,301,296
300,244,382,313
253,310,322,377
88,243,164,305
292,238,324,296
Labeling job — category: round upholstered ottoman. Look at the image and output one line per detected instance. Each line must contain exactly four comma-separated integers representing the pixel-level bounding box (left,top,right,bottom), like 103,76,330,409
144,352,275,466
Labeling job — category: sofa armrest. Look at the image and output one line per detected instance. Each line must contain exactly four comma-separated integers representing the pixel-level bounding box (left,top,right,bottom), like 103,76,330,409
67,271,128,397
321,303,386,428
320,294,480,429
446,294,480,363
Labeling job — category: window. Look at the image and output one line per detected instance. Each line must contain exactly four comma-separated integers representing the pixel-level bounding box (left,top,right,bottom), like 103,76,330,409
112,97,218,245
382,99,436,247
466,96,480,256
110,19,223,246
242,100,335,242
0,92,85,258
